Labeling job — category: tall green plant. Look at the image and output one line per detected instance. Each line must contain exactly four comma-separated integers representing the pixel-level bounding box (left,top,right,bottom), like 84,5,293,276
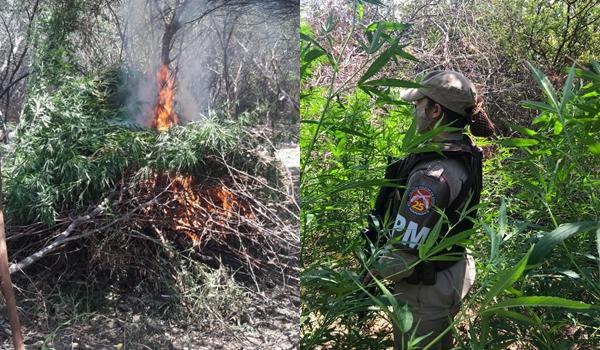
461,62,600,349
301,7,600,346
300,2,461,349
2,69,244,225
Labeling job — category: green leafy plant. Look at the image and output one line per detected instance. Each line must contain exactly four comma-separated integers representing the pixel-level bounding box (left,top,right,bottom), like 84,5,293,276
1,68,246,225
462,62,600,349
301,0,600,346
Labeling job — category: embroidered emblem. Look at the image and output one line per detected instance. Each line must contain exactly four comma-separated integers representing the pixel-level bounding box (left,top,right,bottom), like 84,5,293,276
407,185,435,216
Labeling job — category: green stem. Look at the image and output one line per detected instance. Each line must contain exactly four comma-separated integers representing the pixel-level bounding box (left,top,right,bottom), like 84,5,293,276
300,0,359,179
561,241,600,299
540,195,558,228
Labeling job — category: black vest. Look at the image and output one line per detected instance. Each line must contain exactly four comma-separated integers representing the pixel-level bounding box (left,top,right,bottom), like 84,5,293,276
365,137,483,257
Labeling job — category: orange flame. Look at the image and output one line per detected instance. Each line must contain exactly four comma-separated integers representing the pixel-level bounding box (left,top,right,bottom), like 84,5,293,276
139,173,253,248
215,186,238,218
152,63,179,131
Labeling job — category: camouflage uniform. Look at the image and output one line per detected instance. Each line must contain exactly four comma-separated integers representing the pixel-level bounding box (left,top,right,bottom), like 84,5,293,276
381,140,478,349
372,70,494,349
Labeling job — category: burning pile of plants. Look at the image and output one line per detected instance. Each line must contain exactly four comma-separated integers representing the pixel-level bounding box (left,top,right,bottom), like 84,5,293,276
2,66,298,326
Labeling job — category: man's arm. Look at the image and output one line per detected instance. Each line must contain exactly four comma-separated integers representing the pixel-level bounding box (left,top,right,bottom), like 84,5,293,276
374,167,452,282
391,168,451,249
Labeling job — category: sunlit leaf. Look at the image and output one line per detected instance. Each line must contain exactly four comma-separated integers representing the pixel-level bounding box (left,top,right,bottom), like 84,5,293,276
500,138,539,147
529,221,597,266
301,120,369,138
322,13,334,33
358,38,399,83
418,212,445,259
526,61,559,111
483,296,594,313
357,3,364,20
351,253,413,333
300,33,337,69
560,64,576,113
553,120,563,135
508,123,538,136
588,143,600,156
303,49,325,63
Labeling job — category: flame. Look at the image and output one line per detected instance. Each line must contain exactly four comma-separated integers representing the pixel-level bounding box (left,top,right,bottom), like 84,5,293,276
215,186,238,218
152,63,179,131
172,174,203,246
139,173,252,248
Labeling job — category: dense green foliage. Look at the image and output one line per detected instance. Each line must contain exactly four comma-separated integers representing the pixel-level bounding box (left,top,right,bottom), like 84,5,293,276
2,68,244,225
468,63,600,349
490,0,600,70
1,1,299,348
300,1,600,349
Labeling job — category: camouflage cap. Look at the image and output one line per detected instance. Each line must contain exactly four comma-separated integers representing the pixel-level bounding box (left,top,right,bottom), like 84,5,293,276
400,70,477,116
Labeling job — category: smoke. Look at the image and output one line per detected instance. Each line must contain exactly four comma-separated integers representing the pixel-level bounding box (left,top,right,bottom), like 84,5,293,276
119,0,298,127
120,0,206,126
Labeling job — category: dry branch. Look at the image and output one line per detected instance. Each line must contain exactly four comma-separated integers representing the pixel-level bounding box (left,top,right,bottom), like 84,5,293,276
8,203,105,274
8,184,172,275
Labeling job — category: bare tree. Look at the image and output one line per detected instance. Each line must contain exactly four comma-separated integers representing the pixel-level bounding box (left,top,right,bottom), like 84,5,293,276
0,0,40,122
150,0,298,67
121,0,298,127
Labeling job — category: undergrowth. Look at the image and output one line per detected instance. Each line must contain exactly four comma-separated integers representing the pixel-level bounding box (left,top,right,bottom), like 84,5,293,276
300,2,600,349
1,66,289,347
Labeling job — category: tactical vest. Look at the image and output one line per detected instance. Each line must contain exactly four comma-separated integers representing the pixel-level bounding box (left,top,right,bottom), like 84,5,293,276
364,137,483,281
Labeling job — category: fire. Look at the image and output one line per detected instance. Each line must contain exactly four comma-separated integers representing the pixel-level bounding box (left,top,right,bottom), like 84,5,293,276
152,63,179,131
139,173,253,248
215,186,238,218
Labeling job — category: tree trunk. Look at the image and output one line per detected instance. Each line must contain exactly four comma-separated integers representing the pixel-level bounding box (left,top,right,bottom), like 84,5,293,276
161,17,181,65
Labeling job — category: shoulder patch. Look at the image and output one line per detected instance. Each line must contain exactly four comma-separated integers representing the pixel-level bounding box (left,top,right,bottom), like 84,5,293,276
407,185,436,216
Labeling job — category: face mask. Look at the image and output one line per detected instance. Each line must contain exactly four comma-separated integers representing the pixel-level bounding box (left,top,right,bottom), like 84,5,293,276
412,103,431,132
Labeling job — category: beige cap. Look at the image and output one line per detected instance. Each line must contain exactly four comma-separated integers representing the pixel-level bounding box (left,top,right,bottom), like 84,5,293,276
400,70,477,116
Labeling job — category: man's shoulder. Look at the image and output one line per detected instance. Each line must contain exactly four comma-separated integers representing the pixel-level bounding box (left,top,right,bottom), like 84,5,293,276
412,157,468,179
411,157,468,203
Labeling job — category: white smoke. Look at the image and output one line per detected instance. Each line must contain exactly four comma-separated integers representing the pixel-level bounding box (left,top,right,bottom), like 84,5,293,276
121,0,213,126
120,0,298,126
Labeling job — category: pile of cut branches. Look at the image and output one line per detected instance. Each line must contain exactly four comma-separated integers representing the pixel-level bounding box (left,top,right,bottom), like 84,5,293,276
2,68,298,304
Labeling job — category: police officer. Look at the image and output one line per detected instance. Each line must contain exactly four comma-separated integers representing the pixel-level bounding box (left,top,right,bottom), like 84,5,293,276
366,70,494,349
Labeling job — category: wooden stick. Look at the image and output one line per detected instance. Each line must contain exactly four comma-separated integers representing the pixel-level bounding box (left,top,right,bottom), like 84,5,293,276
8,204,104,274
0,159,24,349
10,187,169,275
565,54,591,72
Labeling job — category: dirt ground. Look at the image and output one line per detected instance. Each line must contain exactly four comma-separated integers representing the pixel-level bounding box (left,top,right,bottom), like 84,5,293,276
0,145,301,350
0,285,298,349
